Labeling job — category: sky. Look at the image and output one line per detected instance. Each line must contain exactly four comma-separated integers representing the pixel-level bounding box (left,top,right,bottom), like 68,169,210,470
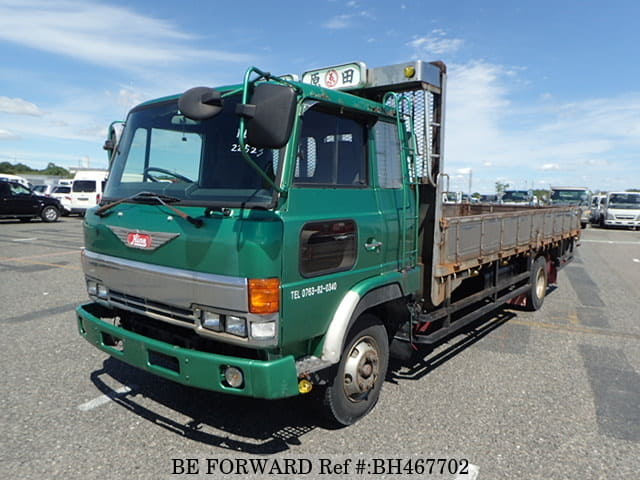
1,0,639,194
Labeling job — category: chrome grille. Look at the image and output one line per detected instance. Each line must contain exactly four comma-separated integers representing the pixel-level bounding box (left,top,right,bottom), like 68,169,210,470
109,289,196,326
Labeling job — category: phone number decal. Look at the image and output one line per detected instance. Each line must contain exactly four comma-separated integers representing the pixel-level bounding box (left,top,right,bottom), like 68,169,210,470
290,282,338,300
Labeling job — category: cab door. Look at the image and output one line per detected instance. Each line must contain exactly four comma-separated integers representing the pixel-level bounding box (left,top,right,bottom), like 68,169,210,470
280,104,386,345
371,120,408,273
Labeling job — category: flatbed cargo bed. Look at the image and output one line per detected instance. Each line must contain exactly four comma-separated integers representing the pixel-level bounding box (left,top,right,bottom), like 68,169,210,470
435,204,581,277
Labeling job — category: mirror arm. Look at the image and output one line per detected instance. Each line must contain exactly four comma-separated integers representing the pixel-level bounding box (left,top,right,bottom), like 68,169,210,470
236,66,299,195
237,122,283,194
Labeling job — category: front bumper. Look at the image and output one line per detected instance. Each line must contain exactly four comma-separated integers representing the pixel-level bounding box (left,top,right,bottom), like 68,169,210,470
604,219,640,227
76,302,299,399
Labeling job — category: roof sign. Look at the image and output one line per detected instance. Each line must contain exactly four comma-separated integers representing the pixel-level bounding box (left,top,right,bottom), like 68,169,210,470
301,62,367,90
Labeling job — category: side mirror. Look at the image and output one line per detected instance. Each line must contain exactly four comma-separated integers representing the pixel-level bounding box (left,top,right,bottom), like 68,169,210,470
236,83,297,149
178,87,224,121
104,121,124,164
103,139,115,152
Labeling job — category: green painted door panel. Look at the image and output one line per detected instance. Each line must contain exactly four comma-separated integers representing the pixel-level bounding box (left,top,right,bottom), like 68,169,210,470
278,187,384,346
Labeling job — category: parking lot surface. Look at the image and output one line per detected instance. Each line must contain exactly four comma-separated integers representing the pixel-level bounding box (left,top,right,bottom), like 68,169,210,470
1,217,639,479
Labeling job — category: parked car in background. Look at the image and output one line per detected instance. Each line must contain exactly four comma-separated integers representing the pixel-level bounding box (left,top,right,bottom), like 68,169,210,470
479,194,499,203
0,173,31,188
50,185,72,215
590,194,606,224
442,191,461,203
70,171,107,215
0,181,61,222
32,184,56,196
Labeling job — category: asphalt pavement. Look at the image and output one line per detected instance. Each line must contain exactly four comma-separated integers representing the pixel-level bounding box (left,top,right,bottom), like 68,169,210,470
1,217,639,479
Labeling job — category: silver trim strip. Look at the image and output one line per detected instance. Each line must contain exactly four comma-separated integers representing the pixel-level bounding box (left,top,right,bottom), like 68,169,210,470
82,249,248,312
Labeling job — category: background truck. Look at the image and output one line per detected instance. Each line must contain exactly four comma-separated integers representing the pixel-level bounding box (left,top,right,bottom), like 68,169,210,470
500,189,537,206
76,60,581,426
599,191,640,229
549,186,591,228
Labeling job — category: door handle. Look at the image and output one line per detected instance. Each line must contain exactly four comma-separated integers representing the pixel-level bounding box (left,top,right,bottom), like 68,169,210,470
364,239,383,251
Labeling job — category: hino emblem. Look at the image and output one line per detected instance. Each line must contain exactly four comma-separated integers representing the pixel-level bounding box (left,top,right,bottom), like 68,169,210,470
108,226,179,251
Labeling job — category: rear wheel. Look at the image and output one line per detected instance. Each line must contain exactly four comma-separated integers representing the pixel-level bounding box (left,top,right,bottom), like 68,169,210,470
526,256,548,311
40,205,60,222
319,314,389,427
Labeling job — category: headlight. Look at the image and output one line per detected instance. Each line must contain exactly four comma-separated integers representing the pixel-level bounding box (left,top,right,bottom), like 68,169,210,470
87,279,108,298
225,315,247,337
97,284,109,299
250,321,276,339
201,311,222,331
196,308,277,343
87,280,98,296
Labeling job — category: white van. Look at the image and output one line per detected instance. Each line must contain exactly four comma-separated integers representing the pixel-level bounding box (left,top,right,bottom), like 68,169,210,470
69,171,108,215
0,173,30,188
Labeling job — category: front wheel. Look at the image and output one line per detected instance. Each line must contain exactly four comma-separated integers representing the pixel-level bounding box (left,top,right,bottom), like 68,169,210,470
40,205,60,222
526,256,548,311
319,314,389,427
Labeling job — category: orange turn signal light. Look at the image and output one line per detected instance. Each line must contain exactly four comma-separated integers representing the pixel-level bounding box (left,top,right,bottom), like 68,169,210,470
248,278,280,314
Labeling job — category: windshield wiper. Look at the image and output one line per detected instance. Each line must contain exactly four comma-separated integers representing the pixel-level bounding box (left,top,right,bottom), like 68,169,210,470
95,191,203,228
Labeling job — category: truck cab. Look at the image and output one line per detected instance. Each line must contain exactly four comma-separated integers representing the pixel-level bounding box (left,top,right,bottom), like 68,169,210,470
601,192,640,229
500,189,536,206
549,186,591,228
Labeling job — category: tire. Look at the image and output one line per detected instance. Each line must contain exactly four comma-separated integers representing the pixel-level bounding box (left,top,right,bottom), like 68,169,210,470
526,256,548,311
319,314,389,427
40,205,60,222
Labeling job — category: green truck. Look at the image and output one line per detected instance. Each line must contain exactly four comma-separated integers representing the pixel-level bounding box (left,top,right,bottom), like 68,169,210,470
77,60,581,426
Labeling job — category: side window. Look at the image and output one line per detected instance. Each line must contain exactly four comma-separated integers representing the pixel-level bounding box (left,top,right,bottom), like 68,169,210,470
300,220,357,277
374,121,402,189
294,108,367,187
10,183,30,195
122,128,148,182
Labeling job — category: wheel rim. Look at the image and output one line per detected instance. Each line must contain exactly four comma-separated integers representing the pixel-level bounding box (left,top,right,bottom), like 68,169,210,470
535,267,546,299
343,336,380,403
44,208,56,221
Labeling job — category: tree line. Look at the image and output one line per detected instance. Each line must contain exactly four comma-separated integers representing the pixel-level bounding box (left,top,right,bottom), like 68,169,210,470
0,161,72,177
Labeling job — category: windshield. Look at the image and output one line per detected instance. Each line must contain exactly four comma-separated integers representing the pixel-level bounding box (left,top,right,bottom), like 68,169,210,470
105,94,283,207
550,189,589,205
609,193,640,209
502,191,529,202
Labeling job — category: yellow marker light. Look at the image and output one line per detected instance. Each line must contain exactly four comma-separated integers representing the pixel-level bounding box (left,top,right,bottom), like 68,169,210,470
248,278,280,314
298,379,313,394
404,66,416,78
